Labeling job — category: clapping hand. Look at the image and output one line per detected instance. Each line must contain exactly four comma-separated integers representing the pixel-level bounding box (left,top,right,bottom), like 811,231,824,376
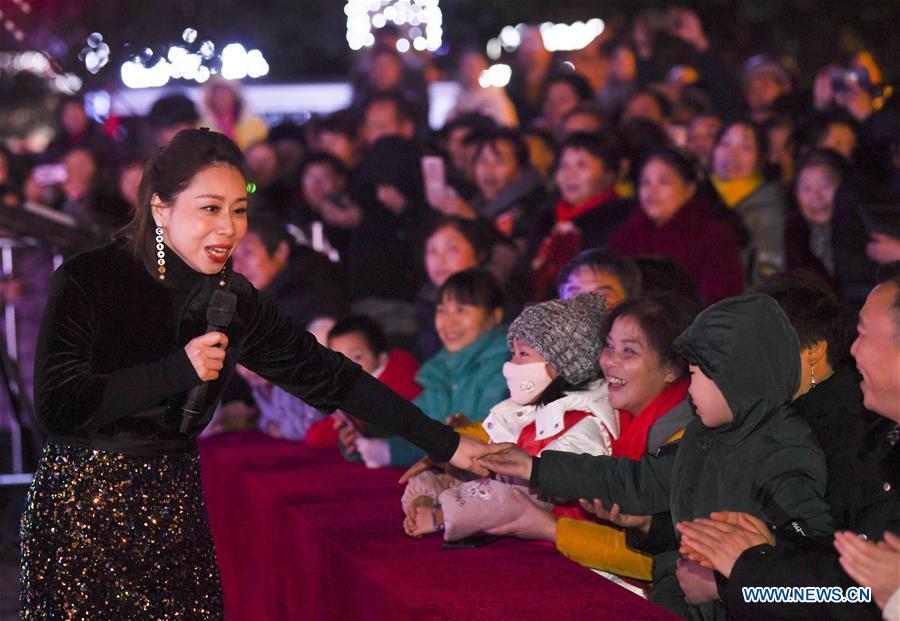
677,511,775,578
834,530,900,610
676,558,720,604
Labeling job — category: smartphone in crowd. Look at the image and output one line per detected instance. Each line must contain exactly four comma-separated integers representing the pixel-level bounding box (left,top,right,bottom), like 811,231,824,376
32,164,68,187
421,155,447,206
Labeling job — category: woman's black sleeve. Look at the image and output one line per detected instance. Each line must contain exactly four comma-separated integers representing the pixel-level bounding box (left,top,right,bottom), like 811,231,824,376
238,291,459,461
34,267,201,434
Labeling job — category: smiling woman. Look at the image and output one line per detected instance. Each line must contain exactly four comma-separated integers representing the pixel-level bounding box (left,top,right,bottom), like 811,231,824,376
19,129,493,620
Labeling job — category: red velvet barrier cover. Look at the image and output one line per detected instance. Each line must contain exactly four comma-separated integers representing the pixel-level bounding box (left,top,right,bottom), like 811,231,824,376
200,431,677,620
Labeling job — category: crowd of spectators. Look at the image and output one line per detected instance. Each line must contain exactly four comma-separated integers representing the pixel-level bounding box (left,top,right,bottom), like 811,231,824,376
1,7,899,620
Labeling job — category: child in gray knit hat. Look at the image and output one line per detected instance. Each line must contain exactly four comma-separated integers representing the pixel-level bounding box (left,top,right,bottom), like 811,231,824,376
506,292,608,388
402,292,618,541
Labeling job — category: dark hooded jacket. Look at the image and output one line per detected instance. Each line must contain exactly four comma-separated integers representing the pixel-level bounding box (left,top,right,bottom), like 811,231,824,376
531,294,832,620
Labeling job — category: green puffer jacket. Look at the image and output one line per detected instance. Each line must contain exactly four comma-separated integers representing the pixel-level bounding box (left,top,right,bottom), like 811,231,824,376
387,326,510,467
535,295,832,620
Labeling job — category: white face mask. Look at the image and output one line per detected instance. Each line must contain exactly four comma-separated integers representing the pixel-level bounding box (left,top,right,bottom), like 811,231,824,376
503,361,555,405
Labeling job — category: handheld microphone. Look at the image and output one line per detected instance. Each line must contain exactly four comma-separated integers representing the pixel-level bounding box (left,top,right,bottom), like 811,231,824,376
179,289,238,434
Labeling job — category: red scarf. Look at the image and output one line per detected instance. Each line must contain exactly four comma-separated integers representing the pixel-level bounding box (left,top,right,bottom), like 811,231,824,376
554,188,617,223
611,377,690,459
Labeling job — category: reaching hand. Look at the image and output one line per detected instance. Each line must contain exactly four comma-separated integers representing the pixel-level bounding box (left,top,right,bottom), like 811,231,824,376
834,530,900,610
398,455,435,485
475,444,532,480
484,487,557,542
332,412,359,456
445,412,472,429
676,515,774,578
448,434,508,477
578,498,652,533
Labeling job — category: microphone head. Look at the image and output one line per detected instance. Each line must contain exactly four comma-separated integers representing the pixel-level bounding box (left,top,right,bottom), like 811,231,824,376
207,289,238,328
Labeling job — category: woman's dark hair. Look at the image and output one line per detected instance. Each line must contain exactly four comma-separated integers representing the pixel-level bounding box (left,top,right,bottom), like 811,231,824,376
298,150,350,181
472,127,530,169
794,148,849,188
560,105,605,132
807,110,860,153
617,118,672,181
438,268,504,313
544,73,594,105
625,88,673,120
247,213,292,256
715,119,769,175
556,248,642,299
602,292,701,377
328,314,389,356
557,132,621,175
425,217,493,264
641,146,701,186
316,109,359,140
633,256,702,307
440,112,496,140
123,128,247,280
753,270,855,366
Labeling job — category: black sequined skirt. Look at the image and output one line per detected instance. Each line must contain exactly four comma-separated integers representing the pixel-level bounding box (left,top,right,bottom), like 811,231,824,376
20,444,223,620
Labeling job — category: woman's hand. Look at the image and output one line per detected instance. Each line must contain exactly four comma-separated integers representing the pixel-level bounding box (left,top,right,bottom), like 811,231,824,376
429,191,476,219
578,498,652,533
476,444,533,480
676,513,775,578
485,487,558,542
835,530,900,610
448,434,510,477
184,331,228,381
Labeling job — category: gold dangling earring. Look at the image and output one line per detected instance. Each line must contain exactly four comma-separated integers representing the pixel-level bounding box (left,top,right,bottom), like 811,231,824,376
809,360,816,389
155,226,166,280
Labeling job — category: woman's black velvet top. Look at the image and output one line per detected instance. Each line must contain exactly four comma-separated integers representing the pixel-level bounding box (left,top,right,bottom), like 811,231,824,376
33,241,459,458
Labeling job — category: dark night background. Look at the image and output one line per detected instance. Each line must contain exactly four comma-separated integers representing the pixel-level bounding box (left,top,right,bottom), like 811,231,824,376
1,0,898,88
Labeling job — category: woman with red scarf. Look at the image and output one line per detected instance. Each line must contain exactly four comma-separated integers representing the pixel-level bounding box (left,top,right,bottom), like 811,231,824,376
610,147,744,306
530,133,632,300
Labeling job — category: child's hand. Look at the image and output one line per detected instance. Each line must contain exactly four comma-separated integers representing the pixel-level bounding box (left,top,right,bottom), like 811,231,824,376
676,558,720,604
445,412,472,428
403,499,440,538
578,498,651,533
333,414,359,455
476,444,533,480
398,456,435,484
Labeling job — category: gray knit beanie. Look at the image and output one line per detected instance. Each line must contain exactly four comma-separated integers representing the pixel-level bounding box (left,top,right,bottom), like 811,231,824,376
507,292,607,385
